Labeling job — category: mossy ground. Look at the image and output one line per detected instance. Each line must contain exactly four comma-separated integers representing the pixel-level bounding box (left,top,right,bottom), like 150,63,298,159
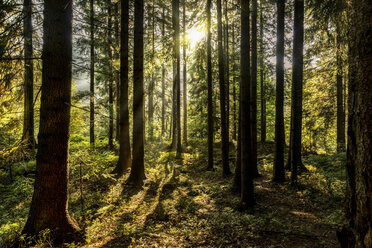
0,138,345,247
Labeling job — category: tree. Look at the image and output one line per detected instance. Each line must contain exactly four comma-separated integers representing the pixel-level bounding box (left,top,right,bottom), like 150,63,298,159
259,0,266,143
90,0,95,148
217,0,230,175
336,23,345,152
113,0,132,177
240,0,254,210
161,7,166,135
251,0,259,177
115,2,120,142
337,1,372,247
148,0,155,139
22,0,35,154
182,0,188,146
128,0,145,187
289,0,304,185
206,0,214,170
224,0,230,143
107,1,114,150
273,0,285,182
22,0,81,242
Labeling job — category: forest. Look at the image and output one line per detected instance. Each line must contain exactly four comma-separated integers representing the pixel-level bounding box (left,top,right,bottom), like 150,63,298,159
0,0,371,247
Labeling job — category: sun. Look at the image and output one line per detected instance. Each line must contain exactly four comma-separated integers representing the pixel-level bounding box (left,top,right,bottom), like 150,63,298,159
186,27,205,49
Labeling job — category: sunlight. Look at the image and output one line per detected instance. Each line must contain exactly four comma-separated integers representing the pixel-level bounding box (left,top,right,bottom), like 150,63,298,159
186,27,205,49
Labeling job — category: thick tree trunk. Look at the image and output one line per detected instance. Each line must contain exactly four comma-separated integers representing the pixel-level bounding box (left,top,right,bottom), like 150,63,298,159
128,0,145,187
22,0,81,243
114,0,132,177
336,24,345,153
206,0,214,170
290,0,304,185
251,0,259,177
273,0,285,182
108,3,114,150
23,0,35,155
240,0,254,210
90,0,95,148
182,0,187,146
217,0,230,175
338,1,372,247
259,2,266,143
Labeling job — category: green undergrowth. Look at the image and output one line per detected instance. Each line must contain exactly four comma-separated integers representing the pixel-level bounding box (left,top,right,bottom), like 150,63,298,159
0,137,345,247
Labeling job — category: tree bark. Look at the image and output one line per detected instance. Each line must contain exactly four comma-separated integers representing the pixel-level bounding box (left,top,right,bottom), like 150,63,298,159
273,0,285,182
217,0,230,175
182,0,187,146
338,1,372,247
232,16,237,141
115,2,120,142
90,0,95,148
251,0,259,177
114,0,132,177
224,0,230,144
22,0,81,243
259,1,266,143
161,7,166,135
23,0,35,155
148,0,155,139
240,0,254,210
290,0,304,185
108,2,114,150
128,0,145,187
336,23,345,153
206,0,214,170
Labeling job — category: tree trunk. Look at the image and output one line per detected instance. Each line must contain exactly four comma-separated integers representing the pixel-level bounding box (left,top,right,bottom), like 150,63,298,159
251,0,259,177
90,0,95,148
23,0,35,155
182,0,187,146
148,0,155,139
108,2,114,150
206,0,214,170
240,0,254,210
161,7,166,135
128,0,145,187
273,0,285,182
22,0,81,243
338,2,372,247
259,2,266,143
115,2,120,142
224,0,230,144
336,24,345,153
232,17,237,141
233,102,241,192
114,0,132,177
290,0,304,185
217,0,230,175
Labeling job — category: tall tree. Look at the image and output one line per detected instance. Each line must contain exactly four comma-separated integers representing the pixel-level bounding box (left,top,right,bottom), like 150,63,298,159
22,0,81,242
148,0,155,139
161,7,166,135
217,0,230,175
173,0,182,156
232,16,237,141
224,0,230,143
115,2,120,142
206,0,214,170
259,0,266,143
251,0,259,177
90,0,95,148
182,0,187,146
273,0,285,182
240,0,254,210
23,0,35,154
107,1,114,150
128,0,145,187
290,0,304,185
336,23,345,152
113,0,132,177
338,1,372,247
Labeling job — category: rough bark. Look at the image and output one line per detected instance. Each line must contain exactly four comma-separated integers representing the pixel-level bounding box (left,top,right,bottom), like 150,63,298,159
22,0,81,243
90,0,95,148
336,24,345,153
290,0,304,185
206,0,214,170
182,0,187,146
338,1,372,247
259,1,266,143
251,0,259,177
217,0,230,175
108,3,114,150
224,0,230,143
240,0,254,210
114,0,132,177
23,0,35,154
128,0,145,187
115,2,120,142
273,0,285,182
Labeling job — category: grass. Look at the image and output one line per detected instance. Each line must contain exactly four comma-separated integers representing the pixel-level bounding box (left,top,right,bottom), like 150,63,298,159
0,138,345,247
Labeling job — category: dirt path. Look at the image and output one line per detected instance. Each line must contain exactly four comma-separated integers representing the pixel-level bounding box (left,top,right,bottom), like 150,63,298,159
84,144,341,248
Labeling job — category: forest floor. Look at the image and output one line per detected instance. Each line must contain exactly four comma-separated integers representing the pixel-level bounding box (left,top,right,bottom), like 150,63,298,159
0,139,346,248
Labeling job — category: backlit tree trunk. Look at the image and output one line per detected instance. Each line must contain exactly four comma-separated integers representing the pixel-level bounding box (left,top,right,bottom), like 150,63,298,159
161,7,166,135
273,0,285,182
336,24,345,153
182,0,187,146
259,1,266,143
90,0,95,148
108,2,114,150
22,0,81,242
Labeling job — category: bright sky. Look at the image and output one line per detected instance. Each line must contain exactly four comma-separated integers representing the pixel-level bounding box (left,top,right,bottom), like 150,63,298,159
186,26,206,49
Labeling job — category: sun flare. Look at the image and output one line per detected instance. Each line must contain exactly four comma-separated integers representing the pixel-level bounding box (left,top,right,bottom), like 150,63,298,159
186,27,205,48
